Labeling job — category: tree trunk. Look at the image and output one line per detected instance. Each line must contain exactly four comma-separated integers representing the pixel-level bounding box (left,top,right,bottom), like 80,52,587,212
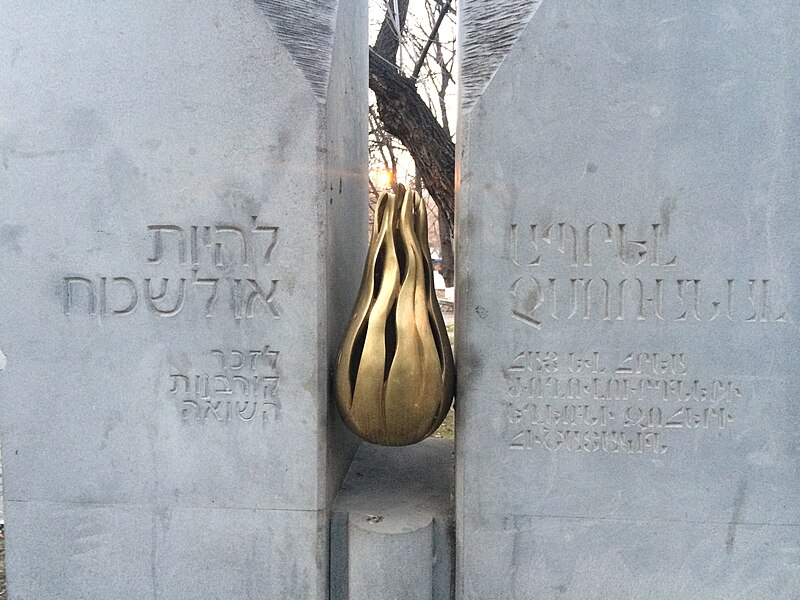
438,209,454,287
369,0,456,230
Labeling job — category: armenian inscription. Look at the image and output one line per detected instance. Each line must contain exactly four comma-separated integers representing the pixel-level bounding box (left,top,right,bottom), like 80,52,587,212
504,350,738,454
503,217,786,455
62,218,281,319
508,220,790,328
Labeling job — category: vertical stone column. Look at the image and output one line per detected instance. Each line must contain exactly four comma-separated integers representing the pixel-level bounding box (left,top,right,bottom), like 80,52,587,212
456,2,799,598
0,1,366,598
330,439,455,600
348,513,434,600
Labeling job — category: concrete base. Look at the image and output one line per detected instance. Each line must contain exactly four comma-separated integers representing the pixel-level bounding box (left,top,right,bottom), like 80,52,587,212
331,439,455,600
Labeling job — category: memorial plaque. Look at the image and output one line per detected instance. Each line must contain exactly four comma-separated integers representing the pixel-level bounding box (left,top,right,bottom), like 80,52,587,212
456,2,799,598
0,1,366,597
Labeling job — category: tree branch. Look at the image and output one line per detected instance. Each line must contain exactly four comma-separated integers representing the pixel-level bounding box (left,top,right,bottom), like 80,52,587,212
369,51,455,226
411,0,452,80
374,0,410,60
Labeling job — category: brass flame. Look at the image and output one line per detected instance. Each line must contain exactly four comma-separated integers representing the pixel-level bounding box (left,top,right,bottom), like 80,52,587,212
335,185,455,446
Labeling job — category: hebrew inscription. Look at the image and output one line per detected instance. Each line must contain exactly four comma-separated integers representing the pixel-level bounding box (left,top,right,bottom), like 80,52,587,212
62,218,281,319
60,218,287,429
169,347,281,426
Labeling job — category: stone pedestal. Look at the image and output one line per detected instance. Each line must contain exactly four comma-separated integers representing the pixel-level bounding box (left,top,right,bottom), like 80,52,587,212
331,439,455,600
0,2,366,598
456,2,800,598
348,513,434,600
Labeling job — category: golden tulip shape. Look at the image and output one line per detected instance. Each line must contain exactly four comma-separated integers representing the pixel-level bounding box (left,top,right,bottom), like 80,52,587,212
335,185,455,446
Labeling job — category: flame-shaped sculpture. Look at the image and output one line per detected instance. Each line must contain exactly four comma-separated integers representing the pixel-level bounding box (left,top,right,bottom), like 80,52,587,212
335,185,455,446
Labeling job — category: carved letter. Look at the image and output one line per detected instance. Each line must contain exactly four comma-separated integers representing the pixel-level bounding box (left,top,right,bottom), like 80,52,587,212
190,226,200,266
169,374,190,394
263,347,280,370
744,279,789,323
100,277,138,316
508,224,540,266
145,277,186,316
507,351,531,373
675,279,703,321
112,277,138,315
510,277,543,329
251,217,279,265
262,399,281,422
582,222,613,267
509,430,532,450
262,376,279,397
211,350,225,369
192,271,218,318
190,226,214,266
230,351,245,370
636,278,664,321
232,375,250,395
63,277,96,315
147,225,186,265
213,375,232,395
99,276,109,316
246,349,262,370
617,224,648,267
237,400,258,422
194,374,210,399
203,400,224,421
543,223,579,266
651,223,677,267
214,225,250,267
616,279,628,321
181,400,199,421
569,278,610,320
244,279,280,319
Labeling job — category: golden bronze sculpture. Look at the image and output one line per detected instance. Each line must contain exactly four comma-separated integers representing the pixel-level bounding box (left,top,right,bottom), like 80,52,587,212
335,185,455,446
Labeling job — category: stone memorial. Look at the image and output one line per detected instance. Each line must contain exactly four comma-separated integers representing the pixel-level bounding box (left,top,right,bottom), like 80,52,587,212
0,1,366,597
456,2,799,598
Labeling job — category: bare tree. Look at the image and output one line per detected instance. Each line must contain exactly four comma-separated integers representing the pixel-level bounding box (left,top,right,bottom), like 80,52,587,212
369,0,456,286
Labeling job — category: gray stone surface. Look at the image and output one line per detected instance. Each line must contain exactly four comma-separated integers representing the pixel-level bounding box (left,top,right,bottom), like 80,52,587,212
0,1,366,597
456,2,800,598
0,442,3,523
331,439,455,600
348,512,434,600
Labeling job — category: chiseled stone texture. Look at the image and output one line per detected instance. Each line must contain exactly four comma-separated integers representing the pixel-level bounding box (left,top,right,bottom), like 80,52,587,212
0,1,366,598
456,2,799,598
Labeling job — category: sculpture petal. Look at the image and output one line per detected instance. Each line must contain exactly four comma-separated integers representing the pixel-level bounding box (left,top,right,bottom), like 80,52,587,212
335,186,455,446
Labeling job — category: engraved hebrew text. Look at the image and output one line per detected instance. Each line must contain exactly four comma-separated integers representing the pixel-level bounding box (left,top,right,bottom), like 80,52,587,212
169,347,282,427
61,218,282,319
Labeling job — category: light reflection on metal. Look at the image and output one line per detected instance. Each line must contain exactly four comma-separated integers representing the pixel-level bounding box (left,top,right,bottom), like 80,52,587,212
335,185,455,446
